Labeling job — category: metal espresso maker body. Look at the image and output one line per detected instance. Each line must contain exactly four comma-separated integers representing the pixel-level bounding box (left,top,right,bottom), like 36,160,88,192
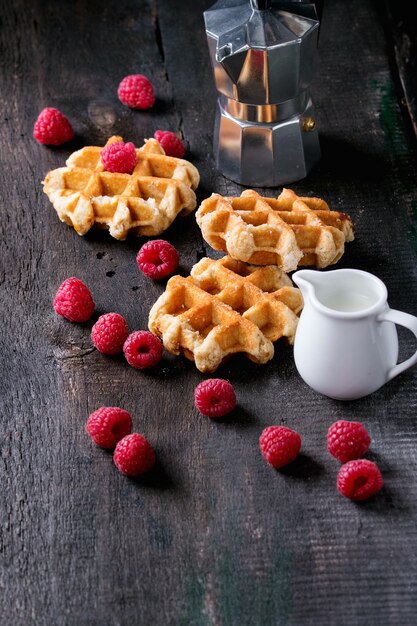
204,0,321,187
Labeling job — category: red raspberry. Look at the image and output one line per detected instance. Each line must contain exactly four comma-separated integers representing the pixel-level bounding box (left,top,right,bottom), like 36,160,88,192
327,420,371,463
114,433,156,476
33,107,74,145
91,313,129,355
123,331,163,369
53,277,95,323
194,379,236,418
154,130,185,158
86,407,133,449
337,459,383,501
101,141,137,174
118,74,155,109
259,426,301,469
136,239,179,279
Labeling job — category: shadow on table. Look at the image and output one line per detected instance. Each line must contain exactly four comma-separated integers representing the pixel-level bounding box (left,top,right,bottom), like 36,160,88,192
130,457,176,491
279,453,325,480
212,405,258,428
313,134,393,185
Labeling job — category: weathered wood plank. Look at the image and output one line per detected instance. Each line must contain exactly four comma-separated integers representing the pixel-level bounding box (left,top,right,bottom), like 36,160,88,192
0,0,417,625
385,0,417,138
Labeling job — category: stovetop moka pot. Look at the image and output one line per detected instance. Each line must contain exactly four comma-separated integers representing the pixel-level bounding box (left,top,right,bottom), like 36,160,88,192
204,0,321,186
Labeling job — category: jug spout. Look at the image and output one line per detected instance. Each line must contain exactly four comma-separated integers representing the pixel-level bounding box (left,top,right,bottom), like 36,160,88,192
294,267,392,316
292,269,323,302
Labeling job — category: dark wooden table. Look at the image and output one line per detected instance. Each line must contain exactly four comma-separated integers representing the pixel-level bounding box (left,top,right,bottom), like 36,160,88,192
1,1,417,624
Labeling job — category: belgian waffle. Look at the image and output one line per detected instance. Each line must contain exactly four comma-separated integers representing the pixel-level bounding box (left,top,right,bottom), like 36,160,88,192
148,256,303,373
43,136,200,239
196,188,354,271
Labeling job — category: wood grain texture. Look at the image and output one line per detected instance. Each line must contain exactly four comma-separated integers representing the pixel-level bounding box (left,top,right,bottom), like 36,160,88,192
1,1,417,624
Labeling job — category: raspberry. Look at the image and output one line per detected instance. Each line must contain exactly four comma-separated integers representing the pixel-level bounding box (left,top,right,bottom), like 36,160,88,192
101,141,137,174
91,313,129,355
259,426,301,469
118,74,155,109
53,277,95,323
33,107,74,145
154,130,185,158
337,459,383,501
327,420,371,463
136,239,179,279
86,407,133,449
123,331,163,369
194,379,236,418
114,433,156,476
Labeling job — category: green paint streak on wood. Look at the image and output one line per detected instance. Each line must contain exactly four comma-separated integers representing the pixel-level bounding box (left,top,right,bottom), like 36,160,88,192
372,76,417,257
179,573,212,626
372,77,408,158
179,528,294,626
215,532,294,626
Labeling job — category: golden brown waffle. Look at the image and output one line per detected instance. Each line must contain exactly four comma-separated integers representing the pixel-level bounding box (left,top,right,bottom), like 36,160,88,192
148,256,303,372
43,136,200,239
196,188,354,271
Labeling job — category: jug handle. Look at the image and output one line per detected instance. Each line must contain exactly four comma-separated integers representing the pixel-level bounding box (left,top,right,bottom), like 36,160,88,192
378,309,417,381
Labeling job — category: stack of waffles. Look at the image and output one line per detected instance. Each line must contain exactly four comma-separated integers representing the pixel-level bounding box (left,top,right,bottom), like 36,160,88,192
149,256,304,373
149,188,354,372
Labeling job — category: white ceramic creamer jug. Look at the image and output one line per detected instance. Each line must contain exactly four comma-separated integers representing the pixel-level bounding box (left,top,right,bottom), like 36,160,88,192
292,269,417,400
